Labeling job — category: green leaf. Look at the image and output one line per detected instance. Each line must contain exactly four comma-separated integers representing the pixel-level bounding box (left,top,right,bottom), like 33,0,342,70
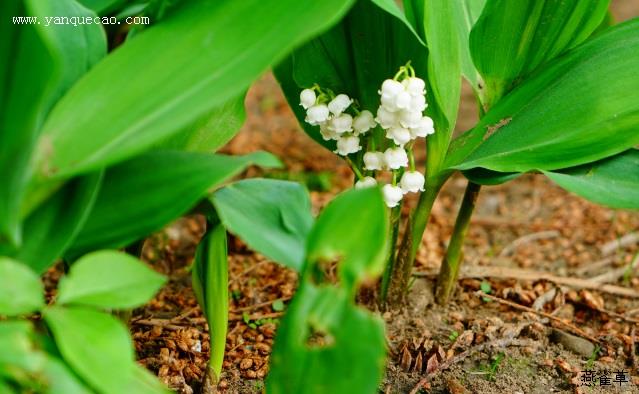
404,0,463,180
306,187,389,289
544,149,639,210
77,0,126,14
0,258,44,316
155,93,246,152
276,0,427,152
2,172,103,274
66,151,281,257
44,306,134,394
0,321,44,373
33,0,356,181
455,0,486,90
448,19,639,173
267,284,386,394
124,364,171,394
57,250,166,309
0,0,105,246
192,224,228,380
211,179,313,271
470,0,609,108
462,168,519,186
40,355,92,394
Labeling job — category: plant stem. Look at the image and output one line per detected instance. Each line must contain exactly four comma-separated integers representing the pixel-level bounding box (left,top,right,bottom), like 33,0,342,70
385,181,441,306
435,181,481,304
381,205,402,301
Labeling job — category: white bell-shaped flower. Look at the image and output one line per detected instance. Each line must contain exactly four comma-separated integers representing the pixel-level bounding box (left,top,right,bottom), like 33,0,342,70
380,93,399,112
376,106,399,129
382,184,404,208
335,135,361,156
386,126,412,146
328,113,353,134
328,94,353,115
395,91,412,110
399,110,422,129
319,123,338,141
300,89,316,109
352,110,377,135
380,79,404,97
305,104,330,125
363,151,385,171
403,77,426,96
400,171,425,194
355,176,377,189
384,147,409,169
409,94,427,112
410,116,435,138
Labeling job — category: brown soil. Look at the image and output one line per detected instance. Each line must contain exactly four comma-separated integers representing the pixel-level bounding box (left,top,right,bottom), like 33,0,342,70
121,3,639,392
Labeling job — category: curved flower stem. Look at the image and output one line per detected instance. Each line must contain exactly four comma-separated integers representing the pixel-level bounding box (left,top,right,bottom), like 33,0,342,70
435,181,481,304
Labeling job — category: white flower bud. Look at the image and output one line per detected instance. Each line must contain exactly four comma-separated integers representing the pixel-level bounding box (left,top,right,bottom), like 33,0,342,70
363,151,385,171
384,147,408,169
400,171,425,194
403,77,426,96
376,106,399,129
335,135,361,156
327,94,352,115
328,113,353,134
399,110,422,129
319,122,338,141
355,176,377,189
395,91,411,110
410,116,435,138
409,94,427,112
382,184,404,208
352,110,377,135
305,104,330,125
300,89,316,109
380,79,404,97
386,126,412,146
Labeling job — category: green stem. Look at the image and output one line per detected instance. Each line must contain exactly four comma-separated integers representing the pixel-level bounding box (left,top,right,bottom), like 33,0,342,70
381,205,402,301
385,181,441,306
435,181,481,304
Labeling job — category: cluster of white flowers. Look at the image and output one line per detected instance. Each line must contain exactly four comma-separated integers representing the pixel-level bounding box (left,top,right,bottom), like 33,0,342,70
300,90,376,156
299,64,434,208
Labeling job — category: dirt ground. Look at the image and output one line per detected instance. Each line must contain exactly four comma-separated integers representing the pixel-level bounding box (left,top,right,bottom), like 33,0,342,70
122,3,639,393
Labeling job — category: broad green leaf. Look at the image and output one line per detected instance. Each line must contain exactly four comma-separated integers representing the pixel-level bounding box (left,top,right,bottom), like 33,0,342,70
544,149,639,210
448,19,639,173
77,0,127,14
462,168,519,186
41,355,92,394
57,250,166,309
44,306,134,394
156,93,246,152
192,224,228,381
267,284,386,394
1,172,102,274
276,0,427,153
370,0,425,46
404,0,463,181
0,0,105,246
454,0,486,90
66,151,281,257
306,187,389,289
123,364,171,394
0,258,44,316
470,0,609,108
33,0,356,181
211,179,313,271
0,321,44,373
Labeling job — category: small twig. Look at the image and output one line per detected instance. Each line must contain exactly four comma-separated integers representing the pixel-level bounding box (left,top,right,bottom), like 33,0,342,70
631,326,637,375
228,311,284,322
408,337,531,394
499,230,560,257
590,253,639,284
572,256,616,276
230,296,292,313
474,291,600,344
601,232,639,256
131,319,186,331
413,265,639,298
228,260,270,284
532,287,557,311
